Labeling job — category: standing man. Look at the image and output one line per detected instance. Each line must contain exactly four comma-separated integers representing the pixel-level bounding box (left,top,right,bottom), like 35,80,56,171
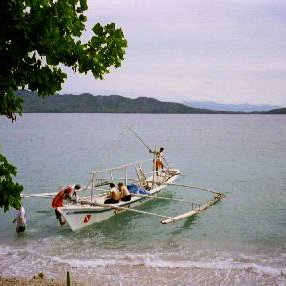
13,204,26,233
52,184,81,225
150,147,165,175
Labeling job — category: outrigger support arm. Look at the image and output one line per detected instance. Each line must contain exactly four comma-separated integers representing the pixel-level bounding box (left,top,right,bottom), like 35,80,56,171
95,202,173,220
159,182,222,196
132,193,201,206
161,193,223,224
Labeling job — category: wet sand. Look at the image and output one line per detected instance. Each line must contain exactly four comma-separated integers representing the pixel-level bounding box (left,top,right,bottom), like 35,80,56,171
1,264,286,286
0,273,83,286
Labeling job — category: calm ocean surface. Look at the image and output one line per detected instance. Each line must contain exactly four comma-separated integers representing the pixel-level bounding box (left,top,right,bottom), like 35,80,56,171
0,113,286,285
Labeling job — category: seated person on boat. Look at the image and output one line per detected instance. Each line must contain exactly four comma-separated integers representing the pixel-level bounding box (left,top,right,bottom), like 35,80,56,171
104,183,121,204
118,182,131,201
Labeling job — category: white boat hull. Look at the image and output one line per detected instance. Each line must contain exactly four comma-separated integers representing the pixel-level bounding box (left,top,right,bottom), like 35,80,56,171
58,170,180,231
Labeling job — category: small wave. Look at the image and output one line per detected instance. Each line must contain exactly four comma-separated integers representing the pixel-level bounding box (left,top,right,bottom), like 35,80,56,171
1,244,285,282
49,252,285,277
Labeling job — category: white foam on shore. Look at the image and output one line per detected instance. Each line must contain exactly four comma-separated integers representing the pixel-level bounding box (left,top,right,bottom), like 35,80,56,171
50,253,285,277
1,243,285,280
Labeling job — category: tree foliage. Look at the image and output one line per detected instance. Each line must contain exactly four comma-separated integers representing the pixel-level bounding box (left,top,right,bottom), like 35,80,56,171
0,0,127,211
0,151,24,212
0,0,127,121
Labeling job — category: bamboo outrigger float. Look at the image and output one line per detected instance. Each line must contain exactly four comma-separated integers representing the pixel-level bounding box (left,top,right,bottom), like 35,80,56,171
57,160,181,231
61,165,223,230
22,128,225,231
23,157,224,231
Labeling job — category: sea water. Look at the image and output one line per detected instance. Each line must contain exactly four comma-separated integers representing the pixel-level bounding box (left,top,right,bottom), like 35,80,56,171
0,114,285,285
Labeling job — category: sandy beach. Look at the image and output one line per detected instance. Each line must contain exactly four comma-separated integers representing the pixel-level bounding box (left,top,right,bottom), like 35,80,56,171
1,264,285,286
0,273,83,286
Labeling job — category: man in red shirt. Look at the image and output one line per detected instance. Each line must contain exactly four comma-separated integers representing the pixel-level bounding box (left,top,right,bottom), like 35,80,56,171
52,184,81,225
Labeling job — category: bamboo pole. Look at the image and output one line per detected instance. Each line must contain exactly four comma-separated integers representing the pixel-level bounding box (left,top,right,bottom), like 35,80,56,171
161,194,223,224
132,193,201,206
95,203,173,220
125,125,152,152
21,193,57,198
110,171,114,183
91,159,152,174
152,148,156,189
91,173,95,202
125,167,128,186
160,182,221,195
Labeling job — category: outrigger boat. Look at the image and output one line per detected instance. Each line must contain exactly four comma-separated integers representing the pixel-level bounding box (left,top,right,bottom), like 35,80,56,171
23,156,224,232
57,159,181,231
22,129,224,231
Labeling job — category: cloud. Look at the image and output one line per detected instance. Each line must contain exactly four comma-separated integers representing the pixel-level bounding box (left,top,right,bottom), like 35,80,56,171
61,0,286,105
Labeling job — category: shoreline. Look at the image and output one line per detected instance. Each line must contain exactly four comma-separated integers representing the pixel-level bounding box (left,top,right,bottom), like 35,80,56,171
0,273,83,286
1,261,286,285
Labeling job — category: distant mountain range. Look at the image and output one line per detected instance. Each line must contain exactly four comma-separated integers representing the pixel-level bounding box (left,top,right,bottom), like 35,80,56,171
16,90,285,114
184,100,281,112
17,90,219,114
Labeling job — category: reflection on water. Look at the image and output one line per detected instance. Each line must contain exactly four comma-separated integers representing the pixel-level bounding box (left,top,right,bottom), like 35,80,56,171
1,114,286,284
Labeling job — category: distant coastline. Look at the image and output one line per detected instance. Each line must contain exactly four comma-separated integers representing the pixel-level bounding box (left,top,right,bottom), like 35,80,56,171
17,90,286,114
183,100,281,112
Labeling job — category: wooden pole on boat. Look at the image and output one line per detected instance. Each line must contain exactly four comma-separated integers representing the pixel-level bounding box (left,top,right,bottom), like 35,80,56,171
91,159,152,174
159,182,221,195
132,193,201,206
152,146,156,188
126,125,152,152
91,173,95,202
125,167,128,187
161,194,223,224
95,203,173,220
110,171,114,183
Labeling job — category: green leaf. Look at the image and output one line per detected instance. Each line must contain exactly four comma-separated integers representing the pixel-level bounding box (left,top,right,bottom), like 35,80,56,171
0,151,24,212
0,0,127,211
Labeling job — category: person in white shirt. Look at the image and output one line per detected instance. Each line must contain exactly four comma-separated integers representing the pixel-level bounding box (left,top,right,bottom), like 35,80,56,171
13,204,26,233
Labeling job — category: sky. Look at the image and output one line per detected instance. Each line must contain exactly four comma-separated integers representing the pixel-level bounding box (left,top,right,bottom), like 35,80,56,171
61,0,286,105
